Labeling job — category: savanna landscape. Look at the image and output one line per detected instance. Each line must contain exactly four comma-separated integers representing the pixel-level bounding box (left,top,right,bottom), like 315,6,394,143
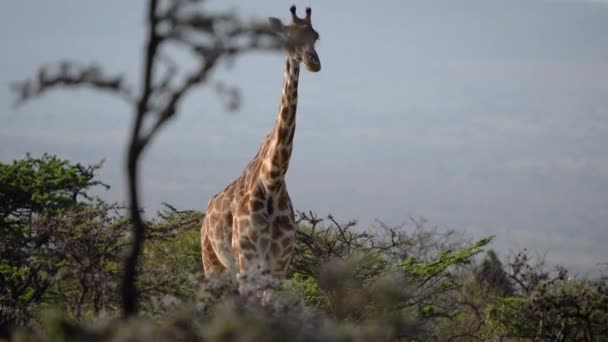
1,1,607,341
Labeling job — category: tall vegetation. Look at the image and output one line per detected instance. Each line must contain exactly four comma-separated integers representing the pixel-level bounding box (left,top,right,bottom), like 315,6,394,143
2,155,606,341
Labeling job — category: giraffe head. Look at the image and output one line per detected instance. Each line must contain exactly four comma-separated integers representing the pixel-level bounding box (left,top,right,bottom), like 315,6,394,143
269,5,321,72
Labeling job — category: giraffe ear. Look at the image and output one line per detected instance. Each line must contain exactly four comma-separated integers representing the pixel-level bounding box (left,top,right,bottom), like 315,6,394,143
268,17,285,34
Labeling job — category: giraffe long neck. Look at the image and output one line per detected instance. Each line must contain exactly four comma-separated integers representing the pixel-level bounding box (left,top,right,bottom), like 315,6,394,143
260,57,300,186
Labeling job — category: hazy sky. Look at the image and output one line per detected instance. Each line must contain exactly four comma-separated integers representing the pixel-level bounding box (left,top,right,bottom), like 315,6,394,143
1,0,607,275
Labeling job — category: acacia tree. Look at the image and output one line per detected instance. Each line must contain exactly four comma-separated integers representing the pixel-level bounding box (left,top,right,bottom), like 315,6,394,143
12,0,281,317
0,154,107,334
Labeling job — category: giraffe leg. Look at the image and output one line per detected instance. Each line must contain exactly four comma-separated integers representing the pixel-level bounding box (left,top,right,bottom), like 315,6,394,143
232,219,274,299
233,237,262,297
201,232,226,278
201,220,226,278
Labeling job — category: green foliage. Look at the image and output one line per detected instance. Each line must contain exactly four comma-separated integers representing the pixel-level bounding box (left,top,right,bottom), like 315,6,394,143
287,214,498,338
281,273,328,308
402,235,495,278
484,296,537,338
42,201,130,319
0,154,108,333
0,154,209,334
3,154,608,341
484,278,608,341
138,205,204,316
0,153,107,222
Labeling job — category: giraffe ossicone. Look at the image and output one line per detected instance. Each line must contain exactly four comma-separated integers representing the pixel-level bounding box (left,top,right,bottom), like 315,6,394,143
200,5,322,302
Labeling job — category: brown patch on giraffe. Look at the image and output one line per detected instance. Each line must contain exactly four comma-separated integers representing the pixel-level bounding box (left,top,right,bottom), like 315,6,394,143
278,125,289,141
223,212,233,225
281,236,292,248
281,246,294,258
270,168,281,179
271,220,282,239
277,193,289,211
210,253,224,268
250,200,265,212
280,147,290,165
239,237,256,252
273,259,288,274
280,106,290,120
249,229,258,242
268,182,283,192
235,182,245,194
270,241,281,256
253,184,266,201
251,213,268,226
237,205,250,216
266,199,274,216
243,250,257,260
275,215,293,229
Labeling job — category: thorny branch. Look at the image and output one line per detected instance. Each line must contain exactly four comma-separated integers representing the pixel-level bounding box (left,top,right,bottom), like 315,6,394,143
11,0,282,317
293,211,412,278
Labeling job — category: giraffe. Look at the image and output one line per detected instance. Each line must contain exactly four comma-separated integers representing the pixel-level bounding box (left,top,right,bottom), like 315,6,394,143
200,5,321,300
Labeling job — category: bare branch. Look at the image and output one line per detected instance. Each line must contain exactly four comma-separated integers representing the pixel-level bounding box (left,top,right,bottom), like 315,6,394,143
10,62,133,106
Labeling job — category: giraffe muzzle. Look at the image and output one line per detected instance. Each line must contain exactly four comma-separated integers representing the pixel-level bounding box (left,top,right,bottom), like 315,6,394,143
304,52,321,72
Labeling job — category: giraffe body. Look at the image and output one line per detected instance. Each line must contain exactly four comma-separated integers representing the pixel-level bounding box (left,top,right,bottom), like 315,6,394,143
201,5,320,299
